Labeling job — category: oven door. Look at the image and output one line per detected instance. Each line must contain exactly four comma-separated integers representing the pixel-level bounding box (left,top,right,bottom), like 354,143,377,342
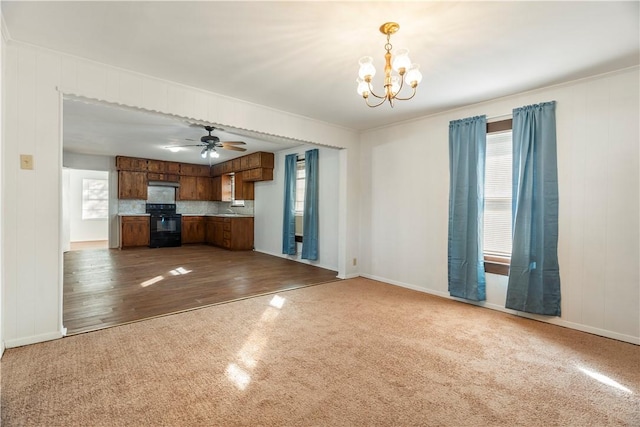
149,215,182,247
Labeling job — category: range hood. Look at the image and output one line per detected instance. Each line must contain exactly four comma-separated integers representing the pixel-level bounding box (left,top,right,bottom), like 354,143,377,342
148,180,180,188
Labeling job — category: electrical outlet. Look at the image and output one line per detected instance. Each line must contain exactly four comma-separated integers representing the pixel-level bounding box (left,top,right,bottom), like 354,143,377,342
20,154,34,170
352,258,357,266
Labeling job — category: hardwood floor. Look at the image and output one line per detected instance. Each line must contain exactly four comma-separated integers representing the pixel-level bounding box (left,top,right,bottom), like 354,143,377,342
69,240,109,251
63,245,339,335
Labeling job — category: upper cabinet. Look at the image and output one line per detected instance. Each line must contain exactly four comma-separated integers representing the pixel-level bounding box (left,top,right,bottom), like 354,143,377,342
116,152,274,200
118,171,148,199
180,163,211,177
211,152,274,183
116,156,148,171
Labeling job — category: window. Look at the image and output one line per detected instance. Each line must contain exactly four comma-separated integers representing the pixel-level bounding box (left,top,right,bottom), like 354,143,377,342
230,174,245,207
82,178,109,220
484,120,512,275
295,158,305,240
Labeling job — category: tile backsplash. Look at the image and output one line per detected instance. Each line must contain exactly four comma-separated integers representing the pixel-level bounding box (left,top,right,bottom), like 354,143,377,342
117,199,254,215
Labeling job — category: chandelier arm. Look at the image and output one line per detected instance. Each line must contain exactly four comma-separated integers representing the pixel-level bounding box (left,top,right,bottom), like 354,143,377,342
366,80,387,100
393,86,418,101
365,96,389,108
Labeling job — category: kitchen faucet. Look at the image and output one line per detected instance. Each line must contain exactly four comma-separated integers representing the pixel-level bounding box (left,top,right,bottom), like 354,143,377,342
226,208,235,214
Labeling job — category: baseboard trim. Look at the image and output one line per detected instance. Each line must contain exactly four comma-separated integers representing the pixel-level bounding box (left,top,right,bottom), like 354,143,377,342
253,249,338,274
5,330,64,349
359,274,640,345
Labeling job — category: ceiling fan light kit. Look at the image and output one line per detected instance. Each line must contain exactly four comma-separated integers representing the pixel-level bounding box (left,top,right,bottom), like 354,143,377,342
356,22,423,108
165,125,246,164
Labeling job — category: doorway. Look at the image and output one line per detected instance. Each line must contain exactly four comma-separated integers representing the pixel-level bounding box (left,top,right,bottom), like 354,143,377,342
62,168,110,252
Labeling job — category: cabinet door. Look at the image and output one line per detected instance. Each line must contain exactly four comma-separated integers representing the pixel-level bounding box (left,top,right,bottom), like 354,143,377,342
234,172,255,200
213,220,224,247
229,217,254,250
177,176,197,200
212,175,232,202
116,156,148,171
182,217,205,244
242,168,273,182
121,217,149,247
147,160,165,173
196,177,213,201
165,161,181,174
118,171,148,199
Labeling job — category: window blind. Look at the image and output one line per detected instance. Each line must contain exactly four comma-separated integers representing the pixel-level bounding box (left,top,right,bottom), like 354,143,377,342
484,131,512,257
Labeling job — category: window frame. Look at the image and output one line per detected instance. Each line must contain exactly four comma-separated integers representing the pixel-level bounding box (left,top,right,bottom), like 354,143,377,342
294,157,305,242
484,118,513,276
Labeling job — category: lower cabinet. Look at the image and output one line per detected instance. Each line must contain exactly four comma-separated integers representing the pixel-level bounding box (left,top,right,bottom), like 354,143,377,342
205,216,254,250
120,216,150,248
181,216,206,244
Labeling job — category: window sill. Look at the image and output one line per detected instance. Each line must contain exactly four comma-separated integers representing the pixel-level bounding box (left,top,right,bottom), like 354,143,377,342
484,255,510,276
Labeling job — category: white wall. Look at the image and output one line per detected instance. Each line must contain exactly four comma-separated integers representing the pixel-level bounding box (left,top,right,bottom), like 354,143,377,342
359,67,640,344
0,11,5,357
254,145,340,272
68,169,109,242
2,41,359,347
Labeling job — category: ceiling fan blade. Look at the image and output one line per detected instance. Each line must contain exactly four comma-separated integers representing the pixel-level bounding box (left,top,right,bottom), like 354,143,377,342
222,145,247,152
221,141,246,145
164,143,204,148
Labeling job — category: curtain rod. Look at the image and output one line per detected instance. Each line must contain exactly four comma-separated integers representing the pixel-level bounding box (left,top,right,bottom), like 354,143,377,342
487,113,513,122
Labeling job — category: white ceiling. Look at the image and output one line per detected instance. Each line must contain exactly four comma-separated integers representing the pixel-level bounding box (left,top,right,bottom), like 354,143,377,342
62,98,304,165
2,1,639,162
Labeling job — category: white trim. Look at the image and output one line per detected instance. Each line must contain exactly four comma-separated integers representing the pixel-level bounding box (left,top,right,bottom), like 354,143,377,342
5,330,64,349
360,274,640,345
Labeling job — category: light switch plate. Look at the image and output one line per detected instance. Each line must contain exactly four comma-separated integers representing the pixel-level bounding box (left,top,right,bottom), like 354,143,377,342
20,154,34,170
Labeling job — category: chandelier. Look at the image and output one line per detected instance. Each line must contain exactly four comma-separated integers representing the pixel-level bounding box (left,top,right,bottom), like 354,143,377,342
356,22,423,108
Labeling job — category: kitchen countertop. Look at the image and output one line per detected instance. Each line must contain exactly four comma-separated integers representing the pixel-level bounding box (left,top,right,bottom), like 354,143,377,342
118,213,253,217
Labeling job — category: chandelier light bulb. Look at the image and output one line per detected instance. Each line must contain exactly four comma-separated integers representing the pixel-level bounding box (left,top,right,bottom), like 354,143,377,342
405,64,423,87
358,56,376,80
201,148,208,158
356,78,369,96
392,49,411,74
210,150,220,159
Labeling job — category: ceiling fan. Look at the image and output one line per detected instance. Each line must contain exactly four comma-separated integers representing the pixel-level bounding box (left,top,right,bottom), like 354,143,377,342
166,125,247,161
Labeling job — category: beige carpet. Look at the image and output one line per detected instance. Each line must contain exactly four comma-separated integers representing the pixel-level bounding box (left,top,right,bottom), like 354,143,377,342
2,278,639,426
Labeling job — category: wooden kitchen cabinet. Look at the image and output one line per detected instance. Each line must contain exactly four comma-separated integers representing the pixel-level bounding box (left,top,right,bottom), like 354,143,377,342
118,171,148,199
177,176,197,200
147,172,179,182
211,175,232,201
120,216,150,248
180,163,210,177
234,172,254,200
196,177,213,200
224,217,254,250
181,216,206,244
116,156,148,171
242,167,273,182
205,217,224,247
147,160,180,182
206,216,253,250
240,152,274,170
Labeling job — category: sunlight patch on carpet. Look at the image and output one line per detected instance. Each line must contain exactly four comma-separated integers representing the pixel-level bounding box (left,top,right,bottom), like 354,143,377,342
578,366,633,393
225,295,287,390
